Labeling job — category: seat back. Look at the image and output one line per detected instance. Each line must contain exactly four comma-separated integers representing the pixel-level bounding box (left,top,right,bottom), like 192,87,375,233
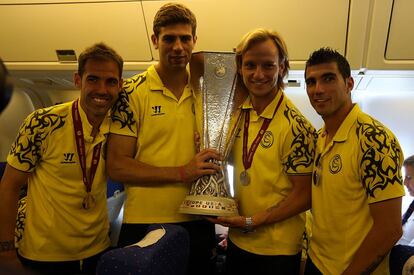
390,244,414,275
97,224,190,275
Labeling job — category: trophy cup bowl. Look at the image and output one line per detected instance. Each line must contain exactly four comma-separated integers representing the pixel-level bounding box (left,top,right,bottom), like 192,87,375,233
179,52,246,216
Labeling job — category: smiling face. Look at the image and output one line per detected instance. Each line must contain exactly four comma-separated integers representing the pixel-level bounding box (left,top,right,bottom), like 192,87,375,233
74,58,122,125
152,23,196,72
404,164,414,196
240,39,284,108
305,62,354,122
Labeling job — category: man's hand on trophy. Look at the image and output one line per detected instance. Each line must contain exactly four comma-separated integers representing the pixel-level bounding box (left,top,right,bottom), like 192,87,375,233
179,149,221,183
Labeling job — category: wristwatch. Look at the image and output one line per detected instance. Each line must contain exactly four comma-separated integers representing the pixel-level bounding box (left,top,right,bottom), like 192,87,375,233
242,216,254,233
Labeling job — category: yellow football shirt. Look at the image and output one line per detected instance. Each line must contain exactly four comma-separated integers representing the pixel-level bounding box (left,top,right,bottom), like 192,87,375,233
7,100,110,261
309,104,405,274
110,65,197,223
229,90,316,255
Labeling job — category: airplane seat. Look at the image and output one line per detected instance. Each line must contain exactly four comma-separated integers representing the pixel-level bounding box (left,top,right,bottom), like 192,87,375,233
390,244,414,275
107,178,124,198
96,224,190,275
107,179,125,246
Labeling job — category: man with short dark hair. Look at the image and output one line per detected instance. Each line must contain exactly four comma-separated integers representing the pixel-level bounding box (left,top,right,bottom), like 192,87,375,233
0,43,123,274
304,47,405,275
107,3,219,275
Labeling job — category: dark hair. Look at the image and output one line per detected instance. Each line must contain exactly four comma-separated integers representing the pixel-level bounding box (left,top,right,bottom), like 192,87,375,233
77,43,123,78
305,47,350,80
404,155,414,167
236,28,289,92
153,2,197,37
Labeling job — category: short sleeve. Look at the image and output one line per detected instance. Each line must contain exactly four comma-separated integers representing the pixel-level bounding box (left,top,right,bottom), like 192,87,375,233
110,76,142,137
7,108,67,172
357,118,404,202
281,104,316,175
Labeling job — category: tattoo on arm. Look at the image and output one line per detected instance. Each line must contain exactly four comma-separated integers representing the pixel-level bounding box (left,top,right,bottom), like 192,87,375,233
266,200,284,213
361,254,385,275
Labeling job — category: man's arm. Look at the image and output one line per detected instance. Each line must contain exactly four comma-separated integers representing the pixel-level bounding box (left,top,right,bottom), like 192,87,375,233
342,197,402,275
106,133,221,185
209,175,311,229
0,164,28,265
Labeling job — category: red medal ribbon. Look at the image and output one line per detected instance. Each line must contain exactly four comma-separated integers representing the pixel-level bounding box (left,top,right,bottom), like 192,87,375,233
72,100,102,193
242,93,284,170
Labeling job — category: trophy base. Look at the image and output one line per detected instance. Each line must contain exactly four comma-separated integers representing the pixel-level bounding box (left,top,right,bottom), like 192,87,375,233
179,195,238,216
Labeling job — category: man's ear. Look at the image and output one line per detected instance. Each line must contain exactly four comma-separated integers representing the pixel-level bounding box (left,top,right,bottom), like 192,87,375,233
278,62,286,78
346,76,354,93
74,72,81,89
151,34,159,50
118,78,123,91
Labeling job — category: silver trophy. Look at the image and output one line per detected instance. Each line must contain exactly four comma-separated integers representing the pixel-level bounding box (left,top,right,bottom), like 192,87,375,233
179,52,246,216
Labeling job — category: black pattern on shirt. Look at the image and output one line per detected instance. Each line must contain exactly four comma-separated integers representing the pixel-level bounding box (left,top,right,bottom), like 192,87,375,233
111,74,146,133
10,107,67,170
357,117,403,198
283,104,316,172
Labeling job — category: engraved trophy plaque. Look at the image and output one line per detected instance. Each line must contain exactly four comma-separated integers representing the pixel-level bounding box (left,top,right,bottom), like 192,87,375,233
179,52,246,216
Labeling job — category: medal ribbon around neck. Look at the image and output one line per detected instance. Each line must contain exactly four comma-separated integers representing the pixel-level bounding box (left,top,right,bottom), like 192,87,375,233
72,99,102,194
242,93,284,171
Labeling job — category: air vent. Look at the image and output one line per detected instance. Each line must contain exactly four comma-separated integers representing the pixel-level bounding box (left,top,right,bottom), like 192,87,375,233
286,79,300,87
56,50,77,62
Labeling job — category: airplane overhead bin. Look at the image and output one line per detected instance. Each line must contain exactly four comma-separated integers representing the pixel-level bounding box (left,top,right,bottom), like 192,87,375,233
0,0,361,115
365,0,414,69
0,0,153,70
1,0,361,70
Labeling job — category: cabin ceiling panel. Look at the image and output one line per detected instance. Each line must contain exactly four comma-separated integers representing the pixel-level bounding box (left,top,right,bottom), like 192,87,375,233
0,1,151,63
142,0,350,68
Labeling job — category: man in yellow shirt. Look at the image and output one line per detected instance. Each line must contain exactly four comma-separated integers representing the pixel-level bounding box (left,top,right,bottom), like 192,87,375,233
304,47,405,275
0,43,123,274
107,3,220,275
209,28,316,274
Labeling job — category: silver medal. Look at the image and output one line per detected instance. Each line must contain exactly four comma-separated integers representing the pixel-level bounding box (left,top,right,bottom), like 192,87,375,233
240,170,250,186
82,193,96,210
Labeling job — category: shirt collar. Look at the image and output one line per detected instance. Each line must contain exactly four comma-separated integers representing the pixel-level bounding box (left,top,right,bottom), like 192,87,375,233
76,99,110,141
240,89,284,120
147,65,193,101
320,103,361,143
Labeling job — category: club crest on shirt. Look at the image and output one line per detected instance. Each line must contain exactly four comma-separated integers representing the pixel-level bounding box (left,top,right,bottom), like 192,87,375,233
260,131,274,149
329,154,342,174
